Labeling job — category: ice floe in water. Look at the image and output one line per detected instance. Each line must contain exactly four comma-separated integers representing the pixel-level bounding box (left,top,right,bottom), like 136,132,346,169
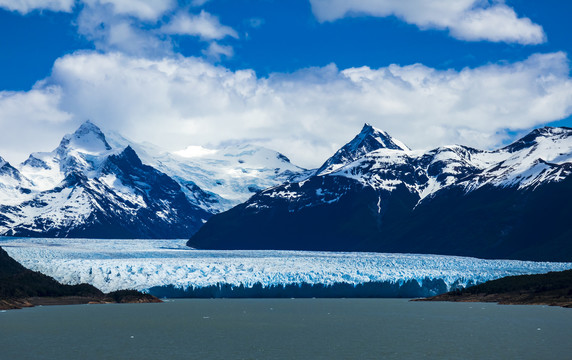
1,238,571,297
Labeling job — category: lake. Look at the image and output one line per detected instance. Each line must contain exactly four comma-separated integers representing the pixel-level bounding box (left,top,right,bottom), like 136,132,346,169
1,299,571,359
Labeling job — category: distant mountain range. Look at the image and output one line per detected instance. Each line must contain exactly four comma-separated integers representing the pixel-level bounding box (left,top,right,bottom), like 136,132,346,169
2,121,570,261
189,124,572,262
0,121,305,238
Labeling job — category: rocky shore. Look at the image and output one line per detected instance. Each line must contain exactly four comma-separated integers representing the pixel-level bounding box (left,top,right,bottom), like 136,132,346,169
416,269,572,308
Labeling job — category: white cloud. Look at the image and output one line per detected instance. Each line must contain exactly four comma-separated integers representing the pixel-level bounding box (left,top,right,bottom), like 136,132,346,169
0,0,176,18
450,5,546,43
0,86,73,163
78,7,171,56
0,86,71,123
81,0,175,20
76,1,175,57
75,5,237,57
3,51,572,168
0,0,74,13
202,42,234,60
309,0,546,45
162,10,238,40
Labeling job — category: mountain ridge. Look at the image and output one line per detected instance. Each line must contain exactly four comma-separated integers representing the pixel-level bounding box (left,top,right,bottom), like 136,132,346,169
0,121,306,238
188,124,572,261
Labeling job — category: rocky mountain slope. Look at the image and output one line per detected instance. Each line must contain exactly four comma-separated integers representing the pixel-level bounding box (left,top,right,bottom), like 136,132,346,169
0,121,305,238
188,124,572,261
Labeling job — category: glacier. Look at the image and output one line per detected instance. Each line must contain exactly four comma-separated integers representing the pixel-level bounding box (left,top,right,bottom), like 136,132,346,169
1,237,571,298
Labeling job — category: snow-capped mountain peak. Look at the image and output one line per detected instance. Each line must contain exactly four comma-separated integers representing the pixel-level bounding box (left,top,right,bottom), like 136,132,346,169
189,126,572,260
317,123,409,175
459,126,572,190
56,120,112,157
503,126,572,154
0,121,308,238
17,121,119,191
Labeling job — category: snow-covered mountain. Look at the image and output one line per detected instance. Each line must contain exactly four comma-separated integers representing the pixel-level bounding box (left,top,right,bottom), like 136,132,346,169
188,124,572,262
0,121,306,238
316,123,410,175
105,132,307,213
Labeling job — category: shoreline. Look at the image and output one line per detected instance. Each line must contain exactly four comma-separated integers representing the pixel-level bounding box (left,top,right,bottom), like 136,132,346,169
413,293,572,308
415,269,572,308
0,293,162,311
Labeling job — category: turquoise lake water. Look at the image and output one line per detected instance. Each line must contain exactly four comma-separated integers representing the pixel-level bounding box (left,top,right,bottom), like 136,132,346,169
1,299,571,360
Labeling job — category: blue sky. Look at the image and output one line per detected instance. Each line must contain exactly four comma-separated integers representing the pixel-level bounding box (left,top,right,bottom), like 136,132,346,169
0,0,571,167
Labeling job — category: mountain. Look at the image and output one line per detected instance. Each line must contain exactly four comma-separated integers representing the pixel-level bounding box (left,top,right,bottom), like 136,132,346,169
1,121,209,238
0,120,305,238
188,125,572,262
105,133,307,213
316,123,410,175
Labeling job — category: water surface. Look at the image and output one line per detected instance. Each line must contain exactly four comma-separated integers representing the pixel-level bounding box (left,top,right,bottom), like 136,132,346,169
1,299,571,359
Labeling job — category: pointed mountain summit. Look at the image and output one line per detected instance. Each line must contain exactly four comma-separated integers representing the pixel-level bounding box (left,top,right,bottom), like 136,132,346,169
189,126,572,261
317,124,409,175
1,121,307,238
502,126,572,153
56,120,112,156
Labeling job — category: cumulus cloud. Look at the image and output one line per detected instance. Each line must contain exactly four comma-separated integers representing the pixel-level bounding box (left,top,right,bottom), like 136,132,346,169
74,4,238,57
2,1,237,58
0,86,73,163
0,0,74,13
309,0,546,45
161,11,238,40
0,87,71,123
76,4,172,57
0,50,564,168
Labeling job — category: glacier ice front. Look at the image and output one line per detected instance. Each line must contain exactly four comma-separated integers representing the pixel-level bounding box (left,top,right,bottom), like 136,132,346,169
2,238,571,298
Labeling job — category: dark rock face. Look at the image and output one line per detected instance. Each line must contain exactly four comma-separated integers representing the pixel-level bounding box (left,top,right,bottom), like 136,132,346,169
189,178,572,260
189,126,572,262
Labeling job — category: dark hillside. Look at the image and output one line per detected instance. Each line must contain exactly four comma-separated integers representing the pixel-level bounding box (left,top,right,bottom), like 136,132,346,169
418,269,572,308
0,247,160,310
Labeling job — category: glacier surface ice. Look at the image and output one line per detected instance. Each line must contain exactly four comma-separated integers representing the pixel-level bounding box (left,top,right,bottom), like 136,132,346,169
1,237,571,297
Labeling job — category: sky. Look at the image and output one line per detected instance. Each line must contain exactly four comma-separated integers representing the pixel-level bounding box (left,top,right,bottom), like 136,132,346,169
0,0,571,168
